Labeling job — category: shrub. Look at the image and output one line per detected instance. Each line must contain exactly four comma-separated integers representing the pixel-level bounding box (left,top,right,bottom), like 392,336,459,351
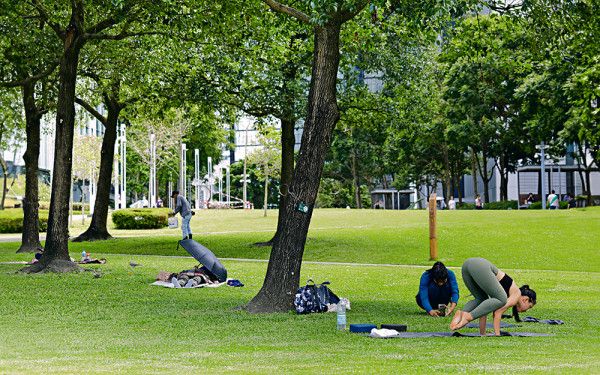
72,203,90,211
527,201,543,210
483,200,518,210
111,208,171,229
456,203,475,210
0,209,49,233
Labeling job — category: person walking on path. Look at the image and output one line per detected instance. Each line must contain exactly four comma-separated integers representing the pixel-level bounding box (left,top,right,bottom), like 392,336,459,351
169,190,193,240
450,257,537,336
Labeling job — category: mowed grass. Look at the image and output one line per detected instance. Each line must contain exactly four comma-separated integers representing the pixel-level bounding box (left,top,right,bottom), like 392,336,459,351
0,208,599,374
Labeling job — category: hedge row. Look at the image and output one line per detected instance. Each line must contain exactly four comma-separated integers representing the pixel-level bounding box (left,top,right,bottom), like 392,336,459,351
111,208,172,229
0,209,49,233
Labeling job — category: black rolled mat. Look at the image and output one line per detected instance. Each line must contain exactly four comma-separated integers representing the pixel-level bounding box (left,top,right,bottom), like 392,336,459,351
369,331,552,338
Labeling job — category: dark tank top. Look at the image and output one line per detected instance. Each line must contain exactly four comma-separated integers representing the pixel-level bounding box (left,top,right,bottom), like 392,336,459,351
499,274,513,297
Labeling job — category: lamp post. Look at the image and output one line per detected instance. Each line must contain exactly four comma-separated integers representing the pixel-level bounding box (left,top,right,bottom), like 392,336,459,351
536,142,548,210
207,156,213,202
180,143,187,196
149,133,156,207
120,124,127,209
226,166,230,204
194,149,200,209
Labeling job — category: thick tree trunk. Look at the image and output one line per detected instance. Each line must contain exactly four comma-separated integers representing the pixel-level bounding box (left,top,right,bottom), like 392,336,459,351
0,155,6,210
17,84,44,252
244,22,342,313
21,30,84,274
73,105,119,242
352,147,362,209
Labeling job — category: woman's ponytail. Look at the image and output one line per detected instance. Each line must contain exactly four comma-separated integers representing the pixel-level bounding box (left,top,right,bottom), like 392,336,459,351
513,285,537,322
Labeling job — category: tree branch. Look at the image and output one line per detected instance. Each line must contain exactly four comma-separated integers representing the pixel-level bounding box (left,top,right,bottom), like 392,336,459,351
75,97,107,125
1,58,60,88
30,0,62,37
260,0,311,23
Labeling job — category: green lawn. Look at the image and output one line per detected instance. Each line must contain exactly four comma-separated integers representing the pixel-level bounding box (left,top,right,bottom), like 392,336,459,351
0,208,599,373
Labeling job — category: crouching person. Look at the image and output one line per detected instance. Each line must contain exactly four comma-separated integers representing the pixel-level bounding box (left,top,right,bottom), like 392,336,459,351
416,261,459,317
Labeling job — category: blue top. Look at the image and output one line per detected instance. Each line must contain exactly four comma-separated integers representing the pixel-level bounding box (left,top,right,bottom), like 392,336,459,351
418,269,459,312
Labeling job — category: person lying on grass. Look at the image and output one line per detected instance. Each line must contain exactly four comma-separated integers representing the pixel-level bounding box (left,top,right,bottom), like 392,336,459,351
416,261,459,317
450,257,537,336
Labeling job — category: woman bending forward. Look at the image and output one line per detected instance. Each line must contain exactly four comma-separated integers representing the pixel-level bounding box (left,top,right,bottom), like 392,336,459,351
450,257,537,335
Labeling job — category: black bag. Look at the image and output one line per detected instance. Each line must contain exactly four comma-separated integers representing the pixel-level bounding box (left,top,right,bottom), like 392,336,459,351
294,279,339,314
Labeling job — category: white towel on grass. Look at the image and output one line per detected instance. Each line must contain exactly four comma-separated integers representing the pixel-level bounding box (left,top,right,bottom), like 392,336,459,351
370,328,400,338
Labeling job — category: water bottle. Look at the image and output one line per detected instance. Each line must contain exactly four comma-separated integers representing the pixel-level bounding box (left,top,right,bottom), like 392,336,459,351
81,251,87,262
337,300,347,330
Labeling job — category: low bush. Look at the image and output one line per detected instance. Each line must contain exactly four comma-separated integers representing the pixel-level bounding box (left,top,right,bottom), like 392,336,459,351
111,208,171,229
456,203,475,210
527,201,569,209
72,203,90,211
483,200,518,210
0,209,49,233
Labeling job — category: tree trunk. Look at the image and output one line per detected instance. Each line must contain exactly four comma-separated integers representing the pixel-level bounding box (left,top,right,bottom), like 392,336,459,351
73,103,120,241
21,21,84,274
253,117,296,246
263,173,269,217
352,146,362,209
0,155,6,210
585,168,593,206
471,146,478,201
15,78,45,254
244,21,342,313
442,142,451,203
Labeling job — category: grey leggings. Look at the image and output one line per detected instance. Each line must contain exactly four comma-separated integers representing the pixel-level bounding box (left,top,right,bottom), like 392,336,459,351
461,258,507,319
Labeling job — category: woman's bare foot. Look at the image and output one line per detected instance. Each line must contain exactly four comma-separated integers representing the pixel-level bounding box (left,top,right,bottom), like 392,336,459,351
450,310,462,330
452,311,473,330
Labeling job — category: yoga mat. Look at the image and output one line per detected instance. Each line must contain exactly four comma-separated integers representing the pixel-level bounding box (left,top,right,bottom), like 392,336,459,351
369,331,552,338
465,322,519,328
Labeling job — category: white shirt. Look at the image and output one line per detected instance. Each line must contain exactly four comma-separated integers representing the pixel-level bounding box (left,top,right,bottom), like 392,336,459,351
448,199,456,210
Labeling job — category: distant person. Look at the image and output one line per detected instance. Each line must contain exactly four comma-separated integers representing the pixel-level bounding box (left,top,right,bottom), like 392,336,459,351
547,190,559,210
169,190,193,240
416,261,459,317
448,196,456,210
526,193,535,204
438,199,447,210
156,197,163,208
475,195,483,210
567,194,577,209
450,257,537,336
142,196,149,208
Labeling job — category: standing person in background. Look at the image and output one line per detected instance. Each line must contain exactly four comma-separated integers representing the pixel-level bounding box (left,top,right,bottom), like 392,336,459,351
156,196,163,208
448,196,456,210
169,190,193,240
416,261,459,317
547,190,559,210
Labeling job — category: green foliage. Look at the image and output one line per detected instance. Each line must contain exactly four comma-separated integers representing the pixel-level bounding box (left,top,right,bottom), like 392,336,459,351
456,202,475,210
0,208,49,233
482,200,518,210
316,178,370,208
111,208,171,229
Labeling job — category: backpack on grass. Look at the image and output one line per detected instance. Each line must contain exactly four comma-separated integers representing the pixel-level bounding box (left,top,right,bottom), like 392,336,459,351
294,279,339,314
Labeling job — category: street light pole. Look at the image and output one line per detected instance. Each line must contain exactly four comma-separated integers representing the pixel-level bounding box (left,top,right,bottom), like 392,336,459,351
150,133,156,207
536,142,548,210
180,143,187,196
120,124,127,209
194,149,200,209
243,123,248,207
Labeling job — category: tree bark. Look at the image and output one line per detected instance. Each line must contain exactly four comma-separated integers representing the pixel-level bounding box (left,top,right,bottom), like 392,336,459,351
73,98,120,242
244,21,342,313
17,85,44,253
471,146,478,201
21,13,84,274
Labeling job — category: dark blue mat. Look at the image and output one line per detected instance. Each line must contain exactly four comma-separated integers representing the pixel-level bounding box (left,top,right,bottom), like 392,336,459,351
369,331,552,338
